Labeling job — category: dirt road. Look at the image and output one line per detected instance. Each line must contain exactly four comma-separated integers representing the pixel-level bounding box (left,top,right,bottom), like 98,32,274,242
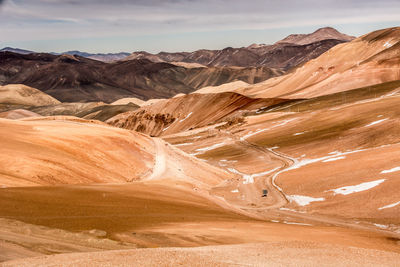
196,129,400,240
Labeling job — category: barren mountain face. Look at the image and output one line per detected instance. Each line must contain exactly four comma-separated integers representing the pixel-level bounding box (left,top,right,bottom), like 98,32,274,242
0,52,282,103
125,27,354,70
276,27,355,45
1,26,400,266
232,27,400,99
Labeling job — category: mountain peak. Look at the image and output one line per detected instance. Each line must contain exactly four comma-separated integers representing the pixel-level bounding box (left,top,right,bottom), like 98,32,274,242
314,26,339,33
277,27,355,45
0,47,33,54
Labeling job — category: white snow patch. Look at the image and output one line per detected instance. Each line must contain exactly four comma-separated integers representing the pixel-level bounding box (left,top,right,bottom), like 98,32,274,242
322,156,346,162
381,166,400,174
279,207,306,214
268,145,395,213
365,118,388,127
162,125,172,131
195,142,225,153
228,167,280,184
179,112,192,122
241,118,298,140
286,148,371,171
378,201,400,210
287,195,325,206
231,189,239,193
383,41,393,48
374,223,389,229
270,220,280,223
327,179,385,195
283,221,312,226
174,143,193,147
293,131,306,136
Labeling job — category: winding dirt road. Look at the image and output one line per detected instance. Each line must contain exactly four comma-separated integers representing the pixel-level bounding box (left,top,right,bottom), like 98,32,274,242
146,129,400,240
145,138,167,181
189,129,400,240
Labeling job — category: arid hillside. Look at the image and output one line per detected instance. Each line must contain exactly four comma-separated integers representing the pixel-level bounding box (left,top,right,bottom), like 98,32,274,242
276,27,354,45
0,52,282,103
107,92,290,136
163,79,400,229
234,27,400,99
0,117,154,187
126,27,354,70
1,26,400,266
0,84,60,106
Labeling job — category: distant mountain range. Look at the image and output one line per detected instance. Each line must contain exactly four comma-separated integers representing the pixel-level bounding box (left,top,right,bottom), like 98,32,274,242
0,27,356,103
125,27,355,70
0,52,282,102
0,47,130,62
58,51,131,62
0,47,33,55
1,27,354,68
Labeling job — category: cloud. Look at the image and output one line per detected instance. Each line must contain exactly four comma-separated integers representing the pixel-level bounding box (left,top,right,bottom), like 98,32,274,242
1,0,400,52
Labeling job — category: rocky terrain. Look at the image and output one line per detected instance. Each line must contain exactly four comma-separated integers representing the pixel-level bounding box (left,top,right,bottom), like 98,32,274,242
1,26,400,266
0,52,282,102
126,27,354,70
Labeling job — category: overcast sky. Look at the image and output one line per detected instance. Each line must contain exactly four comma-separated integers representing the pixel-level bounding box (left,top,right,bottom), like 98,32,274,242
1,0,399,53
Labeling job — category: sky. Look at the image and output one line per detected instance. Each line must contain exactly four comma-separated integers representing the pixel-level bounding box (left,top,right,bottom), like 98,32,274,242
1,0,400,53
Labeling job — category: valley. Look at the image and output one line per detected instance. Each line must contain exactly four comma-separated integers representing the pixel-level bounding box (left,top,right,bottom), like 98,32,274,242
0,26,400,266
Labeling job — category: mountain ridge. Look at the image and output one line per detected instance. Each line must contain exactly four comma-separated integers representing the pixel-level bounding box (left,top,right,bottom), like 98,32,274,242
0,51,282,102
277,26,355,45
1,27,353,67
125,27,353,69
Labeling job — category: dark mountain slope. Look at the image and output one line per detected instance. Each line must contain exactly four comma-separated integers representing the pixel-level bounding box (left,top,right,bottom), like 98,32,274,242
0,52,282,103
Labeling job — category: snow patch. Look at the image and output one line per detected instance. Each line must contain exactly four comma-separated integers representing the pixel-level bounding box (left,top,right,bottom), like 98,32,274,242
383,41,393,48
162,125,171,131
381,166,400,174
279,207,306,214
241,118,298,140
174,143,193,147
179,112,192,122
374,223,389,229
365,118,388,127
286,148,371,171
327,179,385,195
287,195,325,206
378,201,400,210
322,156,346,162
231,189,239,193
195,142,226,153
283,221,312,226
293,131,306,136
